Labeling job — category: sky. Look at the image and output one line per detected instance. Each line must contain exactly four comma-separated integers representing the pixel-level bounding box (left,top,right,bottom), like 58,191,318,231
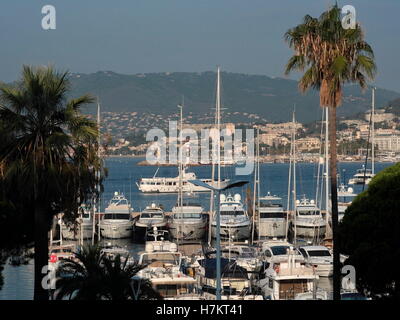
1,0,400,92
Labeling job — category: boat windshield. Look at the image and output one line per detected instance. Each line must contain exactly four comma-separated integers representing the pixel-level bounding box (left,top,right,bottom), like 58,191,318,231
221,210,245,216
270,246,290,255
155,284,194,298
239,249,256,258
259,202,282,208
173,213,202,219
307,250,331,257
298,210,320,216
142,253,180,265
111,199,128,205
104,213,130,220
141,212,163,219
260,212,284,218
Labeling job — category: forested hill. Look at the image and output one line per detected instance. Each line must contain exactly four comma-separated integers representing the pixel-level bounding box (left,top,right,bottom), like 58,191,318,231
61,71,400,123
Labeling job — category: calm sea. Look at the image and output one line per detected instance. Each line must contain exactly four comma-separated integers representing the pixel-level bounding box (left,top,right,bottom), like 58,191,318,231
0,157,393,300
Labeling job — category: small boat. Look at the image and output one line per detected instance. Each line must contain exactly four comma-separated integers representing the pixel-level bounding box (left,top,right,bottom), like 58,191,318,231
256,193,287,239
48,244,76,268
293,197,326,240
99,192,134,239
298,245,333,277
256,247,324,300
134,203,167,241
221,245,263,274
211,194,251,241
348,166,375,185
260,239,304,263
100,243,135,266
134,236,203,299
169,200,207,241
61,205,93,240
196,257,263,300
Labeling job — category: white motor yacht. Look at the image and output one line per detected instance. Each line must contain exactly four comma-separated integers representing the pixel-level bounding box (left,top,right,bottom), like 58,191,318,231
256,247,324,300
169,200,207,241
61,205,93,240
256,193,287,239
137,168,229,193
348,166,375,185
211,194,251,241
99,192,134,239
196,257,263,300
134,203,167,241
293,197,326,240
298,245,333,277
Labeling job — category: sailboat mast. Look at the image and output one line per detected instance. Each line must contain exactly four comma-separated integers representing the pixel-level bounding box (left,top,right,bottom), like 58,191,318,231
292,110,297,245
217,67,221,188
325,107,330,235
97,100,101,242
256,127,261,242
252,127,258,244
371,87,375,175
177,101,183,249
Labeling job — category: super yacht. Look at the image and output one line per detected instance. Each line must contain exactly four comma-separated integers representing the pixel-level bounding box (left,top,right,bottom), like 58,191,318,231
211,194,251,241
99,192,134,239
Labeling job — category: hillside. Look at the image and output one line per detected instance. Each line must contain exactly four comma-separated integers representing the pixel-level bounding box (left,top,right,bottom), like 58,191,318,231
35,71,400,123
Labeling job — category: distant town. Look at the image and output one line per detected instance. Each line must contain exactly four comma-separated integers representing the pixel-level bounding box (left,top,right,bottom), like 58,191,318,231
90,106,400,163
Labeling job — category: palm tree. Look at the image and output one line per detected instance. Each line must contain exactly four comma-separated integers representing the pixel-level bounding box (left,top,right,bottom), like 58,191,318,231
0,66,104,300
55,245,162,300
284,5,376,300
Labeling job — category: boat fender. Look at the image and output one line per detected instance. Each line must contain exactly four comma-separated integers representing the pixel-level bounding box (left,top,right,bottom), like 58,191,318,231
50,254,57,263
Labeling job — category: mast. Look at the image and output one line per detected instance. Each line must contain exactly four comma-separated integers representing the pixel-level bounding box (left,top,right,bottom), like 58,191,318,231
97,100,101,242
325,107,331,237
292,110,297,245
285,138,292,241
371,87,375,175
209,67,222,244
217,66,221,188
177,101,183,249
257,127,261,241
252,127,258,244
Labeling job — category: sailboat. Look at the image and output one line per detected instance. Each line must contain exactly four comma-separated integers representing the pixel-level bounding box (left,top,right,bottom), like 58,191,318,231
349,88,376,185
254,127,287,239
209,68,251,242
169,103,207,241
288,111,326,241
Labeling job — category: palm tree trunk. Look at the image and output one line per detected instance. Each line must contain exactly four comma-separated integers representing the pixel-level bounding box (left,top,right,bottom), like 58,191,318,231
34,205,49,300
328,105,341,300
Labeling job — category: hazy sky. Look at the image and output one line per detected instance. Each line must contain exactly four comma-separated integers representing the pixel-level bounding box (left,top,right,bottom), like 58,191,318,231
1,0,399,92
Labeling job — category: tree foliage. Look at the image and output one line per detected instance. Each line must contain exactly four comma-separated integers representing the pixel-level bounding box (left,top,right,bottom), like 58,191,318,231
339,163,400,299
55,245,162,300
0,65,106,299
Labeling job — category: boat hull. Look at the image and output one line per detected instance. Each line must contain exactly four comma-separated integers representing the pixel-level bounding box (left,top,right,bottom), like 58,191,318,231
134,222,168,242
256,219,286,238
295,224,326,239
211,223,251,241
99,221,133,239
61,223,93,240
312,264,333,277
169,219,207,240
